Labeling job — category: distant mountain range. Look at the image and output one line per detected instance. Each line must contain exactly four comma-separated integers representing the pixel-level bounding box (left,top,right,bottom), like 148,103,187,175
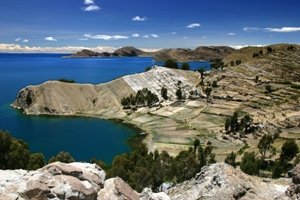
71,46,236,62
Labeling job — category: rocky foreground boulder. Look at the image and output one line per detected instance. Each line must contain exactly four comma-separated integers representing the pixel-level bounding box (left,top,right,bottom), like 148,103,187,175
286,164,300,199
0,162,296,200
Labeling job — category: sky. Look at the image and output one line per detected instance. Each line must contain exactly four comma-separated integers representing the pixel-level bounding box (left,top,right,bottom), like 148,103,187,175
0,0,300,52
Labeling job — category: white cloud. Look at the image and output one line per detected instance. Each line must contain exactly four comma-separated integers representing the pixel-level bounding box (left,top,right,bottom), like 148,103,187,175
243,27,260,32
230,44,266,49
84,34,129,40
45,37,57,41
132,16,147,21
0,43,116,53
187,23,201,28
150,34,159,38
170,32,177,35
22,39,29,43
78,38,88,41
265,27,300,33
83,4,100,11
142,35,150,39
140,48,161,52
132,33,140,38
183,36,189,39
202,36,207,39
15,38,22,42
228,32,236,36
84,0,94,5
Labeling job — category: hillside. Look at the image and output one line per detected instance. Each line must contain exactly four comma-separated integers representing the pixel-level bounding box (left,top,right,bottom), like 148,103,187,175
12,44,300,161
0,162,295,200
153,46,235,62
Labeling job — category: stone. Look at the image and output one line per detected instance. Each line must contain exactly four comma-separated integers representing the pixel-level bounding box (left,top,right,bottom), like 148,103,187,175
97,177,139,200
0,162,105,200
139,188,170,200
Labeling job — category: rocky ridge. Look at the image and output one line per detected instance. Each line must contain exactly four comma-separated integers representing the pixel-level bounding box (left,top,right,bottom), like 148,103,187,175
0,162,295,200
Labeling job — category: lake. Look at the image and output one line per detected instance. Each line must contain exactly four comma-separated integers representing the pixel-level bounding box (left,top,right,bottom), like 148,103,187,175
0,53,210,163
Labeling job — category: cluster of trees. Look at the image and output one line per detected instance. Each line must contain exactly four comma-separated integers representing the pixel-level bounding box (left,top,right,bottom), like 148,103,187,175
225,111,255,135
230,60,242,66
225,134,299,178
121,88,159,109
210,59,225,70
0,130,75,170
253,50,264,58
105,141,215,192
287,45,295,51
164,60,190,70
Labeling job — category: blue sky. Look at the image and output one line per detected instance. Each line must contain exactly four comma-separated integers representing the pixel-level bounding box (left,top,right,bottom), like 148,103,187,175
0,0,300,52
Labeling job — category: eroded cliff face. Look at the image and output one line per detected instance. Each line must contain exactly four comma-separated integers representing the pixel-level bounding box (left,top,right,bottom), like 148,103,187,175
0,162,293,200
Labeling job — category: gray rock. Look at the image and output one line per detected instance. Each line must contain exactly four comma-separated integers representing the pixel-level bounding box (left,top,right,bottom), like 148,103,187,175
0,162,105,200
97,177,139,200
139,188,170,200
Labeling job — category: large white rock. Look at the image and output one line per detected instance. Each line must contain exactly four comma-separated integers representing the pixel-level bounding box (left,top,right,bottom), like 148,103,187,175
0,162,106,200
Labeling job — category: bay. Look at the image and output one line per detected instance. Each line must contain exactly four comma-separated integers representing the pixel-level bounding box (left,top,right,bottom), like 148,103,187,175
0,53,209,163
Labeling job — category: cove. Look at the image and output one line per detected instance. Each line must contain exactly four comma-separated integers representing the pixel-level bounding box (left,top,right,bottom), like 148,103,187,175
0,53,210,163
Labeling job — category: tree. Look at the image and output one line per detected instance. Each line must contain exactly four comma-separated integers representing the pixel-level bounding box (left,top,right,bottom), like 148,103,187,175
279,140,299,165
225,118,231,133
267,47,273,54
176,88,183,100
0,130,12,169
225,152,236,168
164,60,178,69
230,61,235,66
240,114,253,133
161,87,168,100
255,75,259,83
48,151,75,163
205,87,212,102
181,62,190,70
240,152,259,175
230,111,239,132
257,134,275,159
272,161,283,178
7,140,30,169
212,80,218,88
27,153,45,170
197,68,205,79
193,139,200,152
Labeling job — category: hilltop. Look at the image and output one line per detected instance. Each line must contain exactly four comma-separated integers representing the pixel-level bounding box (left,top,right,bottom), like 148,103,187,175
154,46,235,62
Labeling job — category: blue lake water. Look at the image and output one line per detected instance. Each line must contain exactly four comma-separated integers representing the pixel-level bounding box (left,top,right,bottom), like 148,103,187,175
0,53,210,163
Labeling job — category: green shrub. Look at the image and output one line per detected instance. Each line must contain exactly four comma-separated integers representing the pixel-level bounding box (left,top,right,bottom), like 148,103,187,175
240,152,259,175
58,78,75,83
48,151,75,163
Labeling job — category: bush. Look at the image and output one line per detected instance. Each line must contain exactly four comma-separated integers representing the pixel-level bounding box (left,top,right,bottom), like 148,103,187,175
161,87,168,100
176,88,183,100
181,62,190,70
291,83,300,89
240,152,259,175
121,88,159,108
48,151,75,163
272,161,283,178
164,60,178,69
225,152,236,168
27,153,45,170
279,140,299,166
58,78,75,83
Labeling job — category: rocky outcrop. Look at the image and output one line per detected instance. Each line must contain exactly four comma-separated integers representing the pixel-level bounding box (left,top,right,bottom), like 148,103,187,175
0,162,106,200
0,162,292,200
98,177,139,200
167,163,289,200
286,164,300,199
